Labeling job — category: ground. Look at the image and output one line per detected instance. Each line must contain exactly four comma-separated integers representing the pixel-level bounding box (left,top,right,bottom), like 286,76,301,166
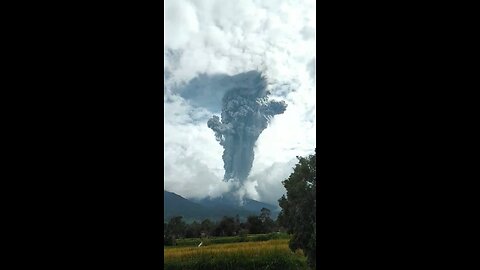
164,234,309,270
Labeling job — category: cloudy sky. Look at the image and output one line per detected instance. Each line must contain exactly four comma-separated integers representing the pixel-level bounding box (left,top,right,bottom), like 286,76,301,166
164,0,316,206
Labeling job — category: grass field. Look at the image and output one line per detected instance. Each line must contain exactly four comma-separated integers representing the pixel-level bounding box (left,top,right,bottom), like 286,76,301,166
166,232,291,248
164,238,309,270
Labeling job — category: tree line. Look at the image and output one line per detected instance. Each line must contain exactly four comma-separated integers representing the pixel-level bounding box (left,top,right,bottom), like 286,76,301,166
164,207,279,245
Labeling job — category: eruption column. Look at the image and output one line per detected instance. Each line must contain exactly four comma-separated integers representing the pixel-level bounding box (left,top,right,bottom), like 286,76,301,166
207,71,287,182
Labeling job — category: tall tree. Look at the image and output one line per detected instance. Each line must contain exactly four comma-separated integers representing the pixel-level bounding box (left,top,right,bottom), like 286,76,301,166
246,215,264,234
165,216,186,245
259,207,271,222
278,149,316,269
214,216,236,236
260,208,274,232
185,221,201,238
235,214,241,234
200,219,214,236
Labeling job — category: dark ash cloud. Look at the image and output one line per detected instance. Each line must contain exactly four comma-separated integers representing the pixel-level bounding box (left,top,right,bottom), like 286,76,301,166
207,71,287,182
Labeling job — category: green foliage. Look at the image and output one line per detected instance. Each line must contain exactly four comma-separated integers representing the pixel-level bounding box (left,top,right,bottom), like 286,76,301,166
185,221,201,238
259,207,275,232
165,216,187,246
164,207,281,245
164,235,177,246
238,229,248,242
201,236,211,246
214,216,236,236
172,233,291,247
246,215,265,234
278,149,316,269
200,219,214,236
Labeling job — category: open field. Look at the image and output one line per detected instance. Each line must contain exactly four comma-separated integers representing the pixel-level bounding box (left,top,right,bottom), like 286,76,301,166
164,238,308,270
165,233,291,248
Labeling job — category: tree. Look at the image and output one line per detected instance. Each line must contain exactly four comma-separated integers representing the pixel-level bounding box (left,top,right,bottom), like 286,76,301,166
200,219,214,236
164,222,168,245
214,216,236,236
234,214,241,235
278,149,316,269
165,216,186,245
259,208,275,233
246,215,264,234
259,207,271,222
185,221,201,238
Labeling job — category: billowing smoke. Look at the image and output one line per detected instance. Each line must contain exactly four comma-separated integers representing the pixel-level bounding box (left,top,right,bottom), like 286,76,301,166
207,71,287,182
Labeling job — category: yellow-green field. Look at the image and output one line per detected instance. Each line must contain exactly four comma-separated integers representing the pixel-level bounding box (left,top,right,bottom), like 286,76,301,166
164,239,309,270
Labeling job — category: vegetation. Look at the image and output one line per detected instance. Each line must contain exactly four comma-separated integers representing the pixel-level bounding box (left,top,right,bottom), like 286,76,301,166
278,149,317,269
164,239,309,270
164,208,282,246
163,150,317,268
166,232,291,248
164,216,187,245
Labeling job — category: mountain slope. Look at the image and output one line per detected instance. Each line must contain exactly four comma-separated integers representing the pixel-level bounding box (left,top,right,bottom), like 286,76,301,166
164,191,212,221
164,191,279,222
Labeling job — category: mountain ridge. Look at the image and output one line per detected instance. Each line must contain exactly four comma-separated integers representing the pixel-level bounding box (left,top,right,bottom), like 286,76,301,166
164,190,279,223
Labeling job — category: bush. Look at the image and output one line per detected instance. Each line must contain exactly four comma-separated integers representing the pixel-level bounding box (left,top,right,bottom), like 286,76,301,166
254,234,270,241
201,236,211,247
238,229,248,242
164,235,176,246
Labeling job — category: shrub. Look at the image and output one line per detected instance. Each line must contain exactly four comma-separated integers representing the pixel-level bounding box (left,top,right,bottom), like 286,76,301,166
238,229,248,242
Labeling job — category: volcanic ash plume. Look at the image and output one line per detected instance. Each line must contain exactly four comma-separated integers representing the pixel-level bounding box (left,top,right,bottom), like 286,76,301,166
207,71,287,182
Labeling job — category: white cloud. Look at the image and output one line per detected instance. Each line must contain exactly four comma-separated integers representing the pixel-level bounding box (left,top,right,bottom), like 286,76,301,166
164,0,315,206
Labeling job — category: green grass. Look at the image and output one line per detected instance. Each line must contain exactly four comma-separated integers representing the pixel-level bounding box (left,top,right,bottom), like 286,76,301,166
170,232,291,247
164,239,308,270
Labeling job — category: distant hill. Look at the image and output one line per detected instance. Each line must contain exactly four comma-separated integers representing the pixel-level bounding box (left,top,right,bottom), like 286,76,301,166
194,195,279,219
164,190,279,223
164,191,212,221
